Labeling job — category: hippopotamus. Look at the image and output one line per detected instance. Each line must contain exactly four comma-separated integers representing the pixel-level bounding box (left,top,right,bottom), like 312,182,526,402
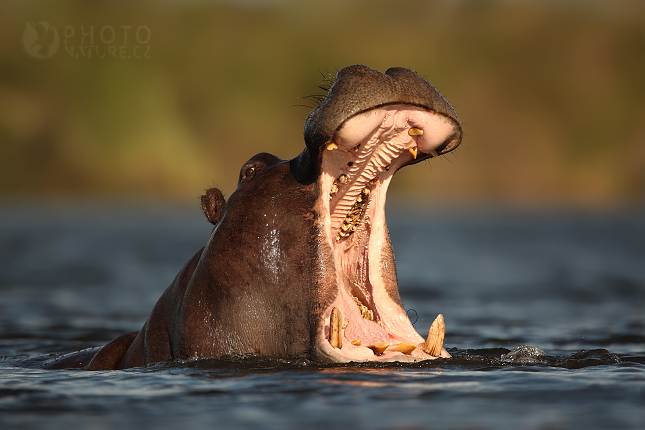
48,65,462,370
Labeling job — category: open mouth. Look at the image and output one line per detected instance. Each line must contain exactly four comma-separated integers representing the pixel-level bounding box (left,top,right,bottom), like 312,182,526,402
316,104,458,362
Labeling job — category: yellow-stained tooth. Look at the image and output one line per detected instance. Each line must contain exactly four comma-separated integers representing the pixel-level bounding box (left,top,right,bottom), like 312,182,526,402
423,314,445,357
409,147,418,159
326,141,338,150
351,339,361,346
367,343,390,355
408,127,424,136
430,150,438,157
330,307,342,349
389,343,417,355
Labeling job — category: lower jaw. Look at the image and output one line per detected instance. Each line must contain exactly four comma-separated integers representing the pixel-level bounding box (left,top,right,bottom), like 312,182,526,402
316,287,446,363
315,327,438,363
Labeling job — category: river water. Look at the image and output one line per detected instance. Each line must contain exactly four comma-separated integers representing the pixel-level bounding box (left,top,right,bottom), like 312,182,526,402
0,202,643,429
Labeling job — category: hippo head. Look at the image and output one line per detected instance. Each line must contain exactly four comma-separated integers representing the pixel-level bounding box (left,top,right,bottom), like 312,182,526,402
194,65,462,363
192,65,463,363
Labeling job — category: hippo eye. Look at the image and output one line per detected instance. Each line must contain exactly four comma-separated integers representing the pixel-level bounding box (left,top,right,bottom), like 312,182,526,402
238,162,264,184
244,166,256,179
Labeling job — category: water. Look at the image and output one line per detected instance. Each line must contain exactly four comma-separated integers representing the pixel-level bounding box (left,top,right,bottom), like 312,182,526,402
1,202,643,429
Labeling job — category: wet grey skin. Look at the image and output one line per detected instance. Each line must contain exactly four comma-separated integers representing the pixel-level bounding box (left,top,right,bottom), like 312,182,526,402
45,65,463,370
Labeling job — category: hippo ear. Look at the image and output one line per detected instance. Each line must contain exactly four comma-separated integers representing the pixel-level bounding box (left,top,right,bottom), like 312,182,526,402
201,187,226,225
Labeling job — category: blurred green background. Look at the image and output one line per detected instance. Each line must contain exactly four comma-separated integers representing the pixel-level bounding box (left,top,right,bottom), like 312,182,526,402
1,0,643,207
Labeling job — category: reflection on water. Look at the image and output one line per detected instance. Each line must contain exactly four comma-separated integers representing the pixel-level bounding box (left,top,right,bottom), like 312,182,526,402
0,203,643,430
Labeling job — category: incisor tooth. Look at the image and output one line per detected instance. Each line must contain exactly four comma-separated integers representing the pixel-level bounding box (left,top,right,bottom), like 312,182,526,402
351,339,361,346
408,127,424,136
329,307,342,349
409,147,418,159
389,343,417,355
367,343,390,355
326,141,338,150
423,314,445,357
429,150,438,157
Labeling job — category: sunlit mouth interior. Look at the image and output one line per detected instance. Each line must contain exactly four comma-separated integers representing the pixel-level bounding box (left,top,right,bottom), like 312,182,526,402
317,104,456,362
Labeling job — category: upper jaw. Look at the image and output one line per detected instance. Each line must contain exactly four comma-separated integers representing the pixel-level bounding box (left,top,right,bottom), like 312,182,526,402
303,65,463,158
323,105,461,235
333,104,462,163
314,104,454,363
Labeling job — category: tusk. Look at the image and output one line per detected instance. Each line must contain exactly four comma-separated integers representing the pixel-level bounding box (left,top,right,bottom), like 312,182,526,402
423,314,445,357
408,127,424,136
408,146,418,159
329,307,342,349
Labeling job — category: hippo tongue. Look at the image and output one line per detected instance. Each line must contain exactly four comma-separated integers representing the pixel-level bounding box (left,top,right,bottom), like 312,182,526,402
317,104,458,362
